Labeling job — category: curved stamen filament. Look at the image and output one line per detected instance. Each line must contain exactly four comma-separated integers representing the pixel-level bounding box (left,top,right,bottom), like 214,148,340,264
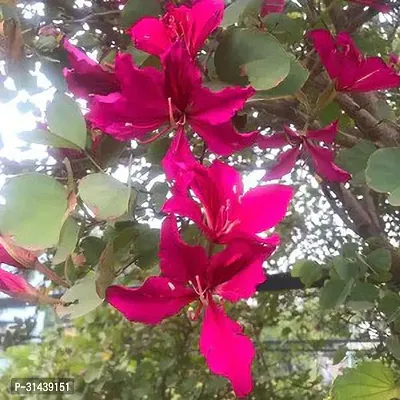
137,125,171,145
168,97,176,128
188,275,208,306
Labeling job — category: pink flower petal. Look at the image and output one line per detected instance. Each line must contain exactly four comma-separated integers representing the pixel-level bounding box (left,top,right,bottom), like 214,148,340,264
0,243,25,269
258,132,288,149
210,240,269,301
214,256,266,302
162,195,207,234
159,216,209,283
239,184,294,233
207,160,244,203
309,29,400,92
308,29,345,84
63,40,120,99
306,121,339,145
350,56,400,92
183,0,224,56
131,0,223,58
283,125,300,140
305,141,351,182
161,127,199,186
89,53,169,139
129,17,170,57
106,277,195,324
190,119,258,156
190,85,255,126
262,146,301,180
200,299,255,397
188,160,242,239
162,42,202,112
260,0,285,17
0,268,39,301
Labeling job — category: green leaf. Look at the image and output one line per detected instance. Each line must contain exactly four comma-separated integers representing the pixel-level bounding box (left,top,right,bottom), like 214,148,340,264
379,292,400,326
387,307,400,325
347,282,378,310
257,59,309,99
221,0,261,27
318,101,344,126
262,14,305,44
387,336,400,361
18,129,81,150
336,140,377,185
342,242,359,258
135,225,160,269
125,45,152,66
332,257,360,281
332,361,400,400
0,173,68,250
366,148,400,206
80,237,106,266
46,92,87,149
150,182,169,212
214,28,291,90
243,58,290,90
333,346,347,365
291,259,323,287
94,136,126,168
319,278,354,309
367,248,391,276
56,274,103,320
146,136,172,164
79,173,132,220
84,364,104,384
120,0,162,28
53,217,80,265
96,242,116,299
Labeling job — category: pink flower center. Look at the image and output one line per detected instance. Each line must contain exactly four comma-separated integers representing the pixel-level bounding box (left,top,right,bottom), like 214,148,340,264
187,275,210,321
165,15,185,43
168,97,187,128
203,199,240,239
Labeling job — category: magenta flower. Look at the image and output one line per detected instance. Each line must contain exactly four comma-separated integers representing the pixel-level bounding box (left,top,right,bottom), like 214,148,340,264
346,0,391,12
258,121,350,182
162,132,293,244
107,216,273,396
63,40,120,99
260,0,285,17
0,268,40,302
129,0,224,58
89,41,257,156
309,30,400,92
0,244,26,269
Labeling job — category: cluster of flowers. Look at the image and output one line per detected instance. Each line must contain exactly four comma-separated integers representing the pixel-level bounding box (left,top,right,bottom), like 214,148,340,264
0,0,399,396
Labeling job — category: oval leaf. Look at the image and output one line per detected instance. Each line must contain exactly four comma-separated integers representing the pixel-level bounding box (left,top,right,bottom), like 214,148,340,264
333,361,400,400
0,173,68,250
319,278,354,309
18,129,81,150
336,140,377,185
215,28,291,90
79,173,131,220
257,59,309,99
121,0,162,28
53,217,80,265
56,274,103,320
46,92,87,149
366,148,400,206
